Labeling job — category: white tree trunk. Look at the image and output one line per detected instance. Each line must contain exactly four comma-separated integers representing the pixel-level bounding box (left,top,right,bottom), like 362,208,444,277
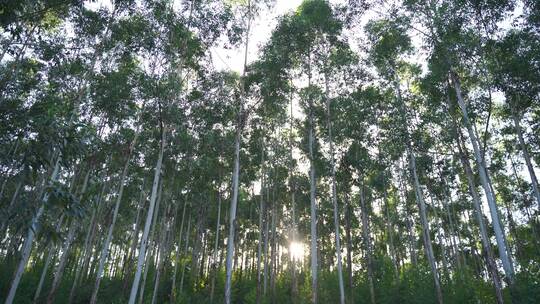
128,129,166,304
210,191,222,303
171,202,187,303
394,71,443,304
47,169,91,304
68,181,106,304
4,156,60,304
450,72,515,283
324,72,345,304
224,0,252,300
511,107,540,207
225,123,241,304
359,185,375,304
90,142,138,304
455,127,504,304
308,105,318,304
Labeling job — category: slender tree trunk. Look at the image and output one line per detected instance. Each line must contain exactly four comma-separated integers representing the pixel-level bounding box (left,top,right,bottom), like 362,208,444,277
307,51,318,304
90,140,139,304
138,242,154,304
511,106,540,207
211,191,223,303
256,145,265,304
4,155,60,304
455,126,504,304
46,169,91,304
68,181,106,304
450,72,515,285
33,247,54,304
225,121,241,304
344,194,354,303
179,213,192,294
270,198,277,302
400,169,418,266
324,72,346,304
171,202,187,303
263,189,270,296
139,180,164,304
359,184,375,304
224,0,252,302
128,128,166,304
410,151,443,304
33,215,67,304
383,186,399,282
151,202,172,304
394,71,443,304
122,186,146,289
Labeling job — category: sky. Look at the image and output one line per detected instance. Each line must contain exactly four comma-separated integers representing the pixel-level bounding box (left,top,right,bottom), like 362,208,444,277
211,0,304,73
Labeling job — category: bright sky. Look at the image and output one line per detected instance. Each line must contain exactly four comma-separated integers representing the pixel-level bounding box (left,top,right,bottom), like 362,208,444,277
211,0,304,73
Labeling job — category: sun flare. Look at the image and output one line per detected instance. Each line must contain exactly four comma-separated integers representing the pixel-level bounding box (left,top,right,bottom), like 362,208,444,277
289,242,305,262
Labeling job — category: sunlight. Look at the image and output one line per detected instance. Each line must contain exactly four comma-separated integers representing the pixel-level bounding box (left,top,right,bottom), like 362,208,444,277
289,241,305,262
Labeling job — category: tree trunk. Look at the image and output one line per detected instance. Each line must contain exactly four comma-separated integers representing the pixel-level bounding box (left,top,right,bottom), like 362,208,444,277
450,72,515,285
139,179,165,304
179,213,192,294
33,247,54,304
383,186,399,282
307,52,318,304
225,120,242,304
263,188,270,296
224,0,252,302
47,169,91,304
256,145,265,304
151,202,172,304
171,202,187,303
33,215,67,304
511,105,540,207
344,194,354,302
324,71,346,304
122,185,146,290
68,181,106,304
455,126,504,304
128,128,166,304
211,191,223,303
4,155,60,304
394,70,443,304
90,139,139,304
359,184,375,304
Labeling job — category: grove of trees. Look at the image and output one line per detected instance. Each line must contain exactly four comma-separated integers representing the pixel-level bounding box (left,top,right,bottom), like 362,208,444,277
1,0,539,303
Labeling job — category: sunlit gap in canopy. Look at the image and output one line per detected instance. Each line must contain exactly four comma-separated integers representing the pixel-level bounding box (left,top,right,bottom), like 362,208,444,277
289,241,306,262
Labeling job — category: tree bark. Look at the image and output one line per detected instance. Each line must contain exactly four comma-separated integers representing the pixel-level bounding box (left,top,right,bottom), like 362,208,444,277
511,105,540,207
394,70,443,304
46,169,91,304
210,191,222,303
171,202,187,303
324,71,346,304
4,155,60,304
90,133,140,304
128,127,166,304
344,194,354,303
450,72,515,285
359,184,375,304
256,144,265,304
454,126,504,304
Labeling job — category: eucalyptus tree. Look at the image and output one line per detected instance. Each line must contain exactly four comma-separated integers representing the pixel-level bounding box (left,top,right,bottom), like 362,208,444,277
402,0,519,291
2,0,540,303
488,29,540,208
0,2,119,302
366,17,444,304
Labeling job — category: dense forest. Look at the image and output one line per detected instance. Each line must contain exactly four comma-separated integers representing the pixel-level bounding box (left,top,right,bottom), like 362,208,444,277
1,0,540,303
